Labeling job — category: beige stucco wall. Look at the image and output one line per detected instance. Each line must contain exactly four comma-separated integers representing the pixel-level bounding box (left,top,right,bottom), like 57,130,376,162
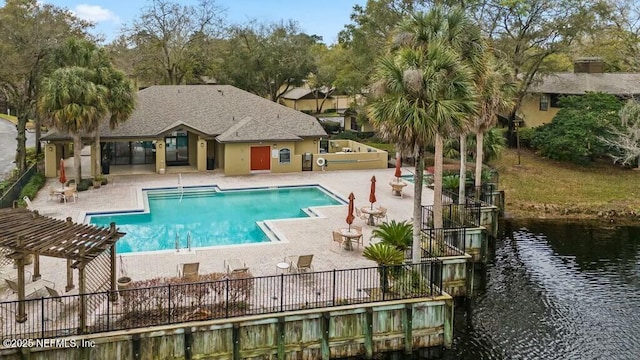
344,116,374,132
314,140,388,171
223,143,250,175
271,141,301,173
296,138,319,155
156,140,166,173
215,141,224,169
187,133,197,166
281,98,335,113
44,144,57,178
520,94,560,128
196,138,207,171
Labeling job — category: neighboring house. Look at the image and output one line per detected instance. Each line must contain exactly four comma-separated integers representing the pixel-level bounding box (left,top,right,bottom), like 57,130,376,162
520,58,640,128
279,87,334,114
42,85,387,177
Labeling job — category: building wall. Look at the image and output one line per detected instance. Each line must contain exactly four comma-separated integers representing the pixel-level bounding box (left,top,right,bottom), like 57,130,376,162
295,138,319,155
271,141,301,173
281,98,333,113
344,115,374,132
215,141,225,169
520,94,560,128
223,143,249,175
187,132,197,166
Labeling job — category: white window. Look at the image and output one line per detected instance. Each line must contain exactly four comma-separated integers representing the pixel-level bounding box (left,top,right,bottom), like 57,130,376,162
279,148,291,164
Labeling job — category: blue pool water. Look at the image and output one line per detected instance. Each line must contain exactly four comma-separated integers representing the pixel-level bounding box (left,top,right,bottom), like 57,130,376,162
89,186,343,253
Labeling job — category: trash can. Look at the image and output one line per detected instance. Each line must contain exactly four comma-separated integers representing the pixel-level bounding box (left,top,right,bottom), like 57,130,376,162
207,157,215,170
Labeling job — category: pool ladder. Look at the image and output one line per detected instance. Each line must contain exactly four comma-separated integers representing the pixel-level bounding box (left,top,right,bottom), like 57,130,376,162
175,231,192,252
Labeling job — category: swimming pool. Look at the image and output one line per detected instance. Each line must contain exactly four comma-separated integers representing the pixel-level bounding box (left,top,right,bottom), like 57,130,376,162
88,185,344,253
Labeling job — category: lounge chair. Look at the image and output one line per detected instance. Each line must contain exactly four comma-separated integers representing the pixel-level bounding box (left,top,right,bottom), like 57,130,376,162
177,262,199,281
45,286,78,321
5,278,54,300
47,187,60,201
23,196,46,214
332,231,345,252
224,259,249,274
285,255,314,273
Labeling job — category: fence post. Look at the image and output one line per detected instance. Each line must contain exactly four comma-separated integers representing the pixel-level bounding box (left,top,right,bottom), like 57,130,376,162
280,273,284,312
332,269,336,306
106,292,110,332
167,284,171,324
225,278,230,318
41,298,45,338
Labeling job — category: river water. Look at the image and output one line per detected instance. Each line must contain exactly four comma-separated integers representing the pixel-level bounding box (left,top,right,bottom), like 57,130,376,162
363,219,640,359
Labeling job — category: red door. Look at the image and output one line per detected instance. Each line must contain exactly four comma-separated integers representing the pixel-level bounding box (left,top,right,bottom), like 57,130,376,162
250,146,271,171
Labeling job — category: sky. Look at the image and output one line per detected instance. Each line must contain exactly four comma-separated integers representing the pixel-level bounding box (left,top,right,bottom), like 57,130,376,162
36,0,367,44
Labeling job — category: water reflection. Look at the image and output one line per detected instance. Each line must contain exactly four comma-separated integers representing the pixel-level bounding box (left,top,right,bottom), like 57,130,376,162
351,219,640,359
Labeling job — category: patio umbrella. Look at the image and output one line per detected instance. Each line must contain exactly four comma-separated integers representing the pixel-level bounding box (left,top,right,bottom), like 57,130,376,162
394,155,402,181
369,176,377,209
346,192,355,231
59,159,67,189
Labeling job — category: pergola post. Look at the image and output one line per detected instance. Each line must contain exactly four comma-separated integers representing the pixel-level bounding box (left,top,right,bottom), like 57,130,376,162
15,237,27,323
65,259,75,292
109,222,118,302
32,253,41,281
78,246,87,334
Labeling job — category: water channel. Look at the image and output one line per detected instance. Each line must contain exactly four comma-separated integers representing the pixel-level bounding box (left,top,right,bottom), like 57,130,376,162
359,219,640,359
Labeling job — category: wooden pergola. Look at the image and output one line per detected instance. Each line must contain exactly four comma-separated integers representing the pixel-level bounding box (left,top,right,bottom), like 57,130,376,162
0,208,125,324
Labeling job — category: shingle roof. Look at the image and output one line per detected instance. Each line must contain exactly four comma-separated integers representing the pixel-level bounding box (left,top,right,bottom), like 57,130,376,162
216,117,302,142
42,85,326,141
529,73,640,95
281,87,332,100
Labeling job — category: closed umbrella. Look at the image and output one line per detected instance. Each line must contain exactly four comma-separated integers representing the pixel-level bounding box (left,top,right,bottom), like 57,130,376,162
59,159,67,189
394,155,402,181
346,192,355,231
369,176,377,209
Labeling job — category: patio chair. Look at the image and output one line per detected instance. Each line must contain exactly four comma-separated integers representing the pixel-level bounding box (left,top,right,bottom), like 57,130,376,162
351,226,364,249
5,278,54,300
354,207,368,221
47,187,60,201
332,231,345,252
45,286,78,321
373,207,388,224
177,262,200,281
23,196,45,214
285,255,314,273
61,189,77,203
224,259,249,274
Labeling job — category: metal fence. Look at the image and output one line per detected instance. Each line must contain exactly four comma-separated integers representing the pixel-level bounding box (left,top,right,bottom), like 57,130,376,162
421,203,481,230
405,228,467,260
0,261,443,341
0,164,37,208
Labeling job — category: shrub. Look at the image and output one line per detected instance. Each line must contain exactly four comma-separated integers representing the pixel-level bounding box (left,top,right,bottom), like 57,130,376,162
320,120,341,134
331,131,358,140
517,127,536,149
76,179,92,191
18,172,46,205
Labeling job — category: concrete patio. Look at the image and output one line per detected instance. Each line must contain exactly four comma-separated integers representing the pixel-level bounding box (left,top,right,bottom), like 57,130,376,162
25,157,435,294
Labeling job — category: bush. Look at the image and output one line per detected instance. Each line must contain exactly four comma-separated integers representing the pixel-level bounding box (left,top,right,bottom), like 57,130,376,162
18,173,46,205
517,127,536,149
320,120,341,134
531,92,623,164
75,178,93,191
331,131,358,140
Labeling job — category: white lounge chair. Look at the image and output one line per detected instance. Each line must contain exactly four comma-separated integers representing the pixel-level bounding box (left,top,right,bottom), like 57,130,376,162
177,262,199,281
285,255,314,273
224,259,249,274
5,278,54,300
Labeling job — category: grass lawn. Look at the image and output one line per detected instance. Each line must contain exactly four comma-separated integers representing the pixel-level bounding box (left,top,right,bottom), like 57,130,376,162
0,113,36,130
490,148,640,219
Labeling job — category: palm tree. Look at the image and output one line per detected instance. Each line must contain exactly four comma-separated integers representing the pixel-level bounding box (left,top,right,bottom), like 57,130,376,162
38,66,108,185
50,38,136,176
372,220,413,251
472,57,517,196
368,7,477,264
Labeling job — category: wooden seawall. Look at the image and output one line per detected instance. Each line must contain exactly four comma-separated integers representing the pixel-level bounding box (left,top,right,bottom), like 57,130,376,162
0,296,453,360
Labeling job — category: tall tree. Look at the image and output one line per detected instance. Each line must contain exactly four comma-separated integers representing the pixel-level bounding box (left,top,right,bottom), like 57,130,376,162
466,0,605,143
368,7,476,264
122,0,225,85
337,0,430,97
219,20,318,102
0,0,89,173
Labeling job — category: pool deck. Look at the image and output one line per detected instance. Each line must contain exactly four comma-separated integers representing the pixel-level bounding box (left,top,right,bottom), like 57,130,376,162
26,165,434,293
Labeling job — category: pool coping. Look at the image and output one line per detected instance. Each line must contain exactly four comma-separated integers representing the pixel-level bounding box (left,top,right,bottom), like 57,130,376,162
81,183,348,254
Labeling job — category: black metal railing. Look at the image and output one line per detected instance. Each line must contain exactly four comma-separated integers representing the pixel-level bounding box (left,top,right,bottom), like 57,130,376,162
0,261,443,341
405,228,467,260
421,203,481,230
0,164,37,208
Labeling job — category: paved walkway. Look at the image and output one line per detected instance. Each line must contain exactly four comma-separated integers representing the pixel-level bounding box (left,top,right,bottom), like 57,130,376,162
28,162,434,294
